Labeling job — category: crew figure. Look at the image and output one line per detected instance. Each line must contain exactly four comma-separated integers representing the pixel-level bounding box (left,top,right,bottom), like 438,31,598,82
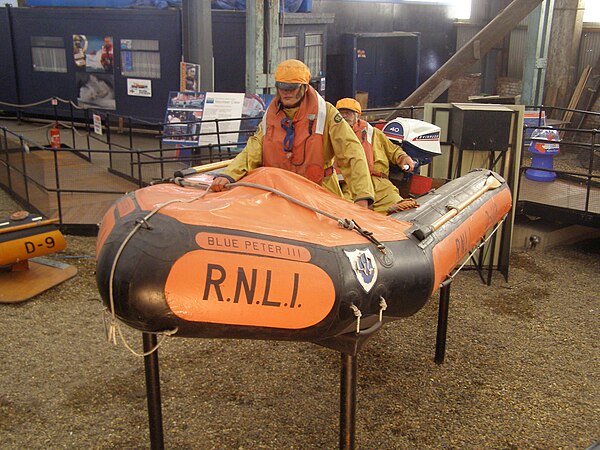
335,98,419,214
211,60,374,208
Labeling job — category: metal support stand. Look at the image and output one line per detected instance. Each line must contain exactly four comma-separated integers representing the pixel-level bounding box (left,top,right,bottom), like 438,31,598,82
143,333,165,450
339,352,357,450
434,279,452,365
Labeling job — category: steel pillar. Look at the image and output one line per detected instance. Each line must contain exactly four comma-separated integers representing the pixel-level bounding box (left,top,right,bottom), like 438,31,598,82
246,0,279,94
182,0,214,91
522,0,555,106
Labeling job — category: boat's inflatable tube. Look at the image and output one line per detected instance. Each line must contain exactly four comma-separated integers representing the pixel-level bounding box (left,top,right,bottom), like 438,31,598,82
96,167,511,348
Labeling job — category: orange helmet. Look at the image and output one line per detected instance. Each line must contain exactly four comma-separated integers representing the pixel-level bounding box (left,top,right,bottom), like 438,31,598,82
335,98,362,115
274,59,311,90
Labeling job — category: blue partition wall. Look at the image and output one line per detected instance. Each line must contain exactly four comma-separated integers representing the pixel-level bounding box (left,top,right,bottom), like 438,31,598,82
342,32,420,108
1,7,181,121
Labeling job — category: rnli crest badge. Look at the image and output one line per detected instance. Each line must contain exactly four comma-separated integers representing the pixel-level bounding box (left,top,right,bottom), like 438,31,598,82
344,248,378,293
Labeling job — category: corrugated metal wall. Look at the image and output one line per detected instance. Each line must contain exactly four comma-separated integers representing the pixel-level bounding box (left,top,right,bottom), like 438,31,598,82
507,27,527,79
578,28,600,74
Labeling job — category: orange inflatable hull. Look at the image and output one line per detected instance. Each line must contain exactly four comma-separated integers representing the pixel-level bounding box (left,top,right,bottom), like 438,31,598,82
96,167,511,351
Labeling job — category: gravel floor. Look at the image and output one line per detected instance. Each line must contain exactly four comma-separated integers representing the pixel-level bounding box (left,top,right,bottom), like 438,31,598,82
0,188,599,450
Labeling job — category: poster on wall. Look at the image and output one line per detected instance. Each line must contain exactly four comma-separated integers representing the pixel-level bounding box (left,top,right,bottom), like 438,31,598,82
76,72,116,110
162,91,273,148
162,92,206,145
120,39,134,73
72,35,114,73
127,78,152,97
180,62,201,92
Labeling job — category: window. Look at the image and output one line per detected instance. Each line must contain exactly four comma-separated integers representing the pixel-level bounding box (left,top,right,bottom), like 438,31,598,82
279,36,298,61
402,0,471,19
31,36,67,73
304,33,323,78
120,39,161,79
447,0,470,20
584,3,600,22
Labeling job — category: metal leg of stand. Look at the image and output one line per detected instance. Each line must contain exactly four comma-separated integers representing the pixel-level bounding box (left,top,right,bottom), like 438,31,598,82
435,280,452,365
143,332,165,450
486,231,499,286
339,352,357,450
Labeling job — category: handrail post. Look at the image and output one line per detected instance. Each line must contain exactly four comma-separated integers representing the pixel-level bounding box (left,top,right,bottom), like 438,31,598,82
129,118,135,179
129,117,134,149
2,128,12,192
52,98,58,125
215,118,222,160
85,109,92,159
137,149,143,188
52,146,63,226
158,127,165,179
19,136,30,205
584,129,597,213
106,113,113,169
70,102,76,149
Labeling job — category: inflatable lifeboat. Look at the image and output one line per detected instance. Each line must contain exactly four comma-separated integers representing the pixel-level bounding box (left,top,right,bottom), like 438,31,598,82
96,166,511,352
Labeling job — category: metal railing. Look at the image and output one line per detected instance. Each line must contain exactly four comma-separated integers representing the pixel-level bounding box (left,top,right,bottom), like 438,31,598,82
517,105,600,227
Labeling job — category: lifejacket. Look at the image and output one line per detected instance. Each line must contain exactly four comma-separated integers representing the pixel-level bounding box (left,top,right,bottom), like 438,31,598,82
352,119,387,179
262,85,330,184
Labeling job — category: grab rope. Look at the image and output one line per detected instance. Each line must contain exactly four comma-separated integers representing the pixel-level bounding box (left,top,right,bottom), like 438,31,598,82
105,185,211,357
170,177,388,253
447,214,507,282
349,296,388,335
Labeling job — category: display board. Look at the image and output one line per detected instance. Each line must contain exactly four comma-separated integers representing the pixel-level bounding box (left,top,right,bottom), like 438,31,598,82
162,91,273,147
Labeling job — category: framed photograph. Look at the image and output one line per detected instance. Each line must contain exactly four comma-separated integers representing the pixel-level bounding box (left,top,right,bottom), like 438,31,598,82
127,78,152,97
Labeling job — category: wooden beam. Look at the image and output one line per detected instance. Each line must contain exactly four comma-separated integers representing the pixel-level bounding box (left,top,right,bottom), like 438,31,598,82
387,0,544,117
544,0,585,112
572,55,600,129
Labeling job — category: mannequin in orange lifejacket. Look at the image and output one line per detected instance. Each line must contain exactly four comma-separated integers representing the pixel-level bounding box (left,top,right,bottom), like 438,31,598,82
210,60,374,208
335,98,419,214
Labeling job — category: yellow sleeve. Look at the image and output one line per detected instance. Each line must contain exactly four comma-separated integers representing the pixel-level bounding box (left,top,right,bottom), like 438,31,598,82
220,123,264,181
374,127,407,166
323,103,375,203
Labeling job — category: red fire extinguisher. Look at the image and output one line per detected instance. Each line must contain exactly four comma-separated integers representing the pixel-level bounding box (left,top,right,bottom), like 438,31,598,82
50,124,60,149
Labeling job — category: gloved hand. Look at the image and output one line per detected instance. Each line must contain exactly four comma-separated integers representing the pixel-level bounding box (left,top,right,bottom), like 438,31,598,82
397,155,415,172
354,199,369,209
387,198,419,214
210,176,230,192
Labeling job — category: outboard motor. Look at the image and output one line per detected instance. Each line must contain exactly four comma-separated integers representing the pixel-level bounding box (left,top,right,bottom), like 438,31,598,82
382,118,442,195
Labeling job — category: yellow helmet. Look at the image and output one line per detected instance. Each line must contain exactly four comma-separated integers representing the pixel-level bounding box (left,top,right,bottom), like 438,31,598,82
274,59,311,90
335,98,362,115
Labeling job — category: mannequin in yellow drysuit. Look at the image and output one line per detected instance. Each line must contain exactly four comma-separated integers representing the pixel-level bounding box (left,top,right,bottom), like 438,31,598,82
210,60,374,208
335,98,418,214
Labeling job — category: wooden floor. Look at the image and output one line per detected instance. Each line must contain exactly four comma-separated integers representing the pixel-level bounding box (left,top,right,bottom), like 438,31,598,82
519,176,600,214
1,149,138,226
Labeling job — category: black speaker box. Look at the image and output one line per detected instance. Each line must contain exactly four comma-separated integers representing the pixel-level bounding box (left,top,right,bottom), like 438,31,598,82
451,104,512,152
